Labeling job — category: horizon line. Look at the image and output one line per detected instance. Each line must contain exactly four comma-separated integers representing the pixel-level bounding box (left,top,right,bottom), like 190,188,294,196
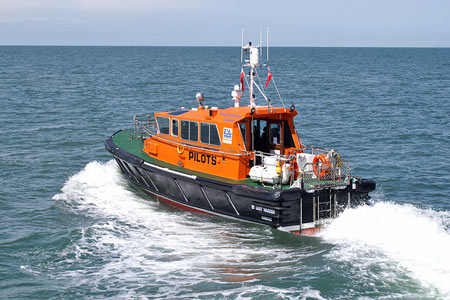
1,44,450,49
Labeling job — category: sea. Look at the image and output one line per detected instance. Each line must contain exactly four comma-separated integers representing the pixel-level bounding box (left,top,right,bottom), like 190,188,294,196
1,46,450,300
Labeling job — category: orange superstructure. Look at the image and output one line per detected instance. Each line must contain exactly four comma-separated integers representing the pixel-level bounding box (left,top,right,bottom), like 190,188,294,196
143,105,302,181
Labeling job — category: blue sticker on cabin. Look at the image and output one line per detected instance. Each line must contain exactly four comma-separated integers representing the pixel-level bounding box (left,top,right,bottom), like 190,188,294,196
224,128,232,139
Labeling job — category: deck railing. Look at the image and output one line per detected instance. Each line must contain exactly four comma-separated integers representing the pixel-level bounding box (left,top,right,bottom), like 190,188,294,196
300,160,350,191
295,145,351,190
300,145,333,156
133,114,157,138
253,151,292,165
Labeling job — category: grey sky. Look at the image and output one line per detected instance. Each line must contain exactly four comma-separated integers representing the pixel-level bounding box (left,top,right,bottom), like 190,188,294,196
1,0,449,46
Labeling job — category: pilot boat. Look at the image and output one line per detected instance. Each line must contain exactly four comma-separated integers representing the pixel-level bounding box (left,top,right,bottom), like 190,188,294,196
105,39,375,235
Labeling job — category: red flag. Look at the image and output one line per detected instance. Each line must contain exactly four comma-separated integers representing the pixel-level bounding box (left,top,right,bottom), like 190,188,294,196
240,70,245,91
265,68,272,88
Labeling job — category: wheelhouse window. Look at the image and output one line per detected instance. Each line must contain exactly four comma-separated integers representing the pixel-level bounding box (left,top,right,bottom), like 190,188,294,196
252,119,268,152
269,123,281,145
181,120,198,142
283,120,295,148
238,122,247,150
200,123,221,146
171,119,179,136
157,116,170,135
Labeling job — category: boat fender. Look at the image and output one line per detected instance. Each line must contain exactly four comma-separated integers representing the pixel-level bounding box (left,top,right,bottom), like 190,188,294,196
177,144,185,154
358,178,376,193
275,161,281,176
250,107,255,115
290,105,295,112
312,154,330,178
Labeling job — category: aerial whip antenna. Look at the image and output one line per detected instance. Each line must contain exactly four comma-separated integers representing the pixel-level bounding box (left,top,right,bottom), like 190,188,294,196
241,28,244,65
259,29,262,66
266,27,269,65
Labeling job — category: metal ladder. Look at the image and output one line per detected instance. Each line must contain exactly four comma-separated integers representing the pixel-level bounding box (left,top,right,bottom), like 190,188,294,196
316,190,334,221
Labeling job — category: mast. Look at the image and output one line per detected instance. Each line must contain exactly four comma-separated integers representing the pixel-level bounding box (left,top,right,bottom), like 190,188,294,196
240,29,275,108
249,42,255,108
242,41,260,108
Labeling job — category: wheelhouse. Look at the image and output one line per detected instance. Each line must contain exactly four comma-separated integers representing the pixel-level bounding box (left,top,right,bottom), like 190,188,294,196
140,105,302,181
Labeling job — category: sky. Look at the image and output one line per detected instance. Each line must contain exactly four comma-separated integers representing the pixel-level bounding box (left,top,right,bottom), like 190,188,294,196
0,0,449,47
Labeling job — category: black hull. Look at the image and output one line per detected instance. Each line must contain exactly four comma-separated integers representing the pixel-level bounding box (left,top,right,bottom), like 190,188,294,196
105,137,373,234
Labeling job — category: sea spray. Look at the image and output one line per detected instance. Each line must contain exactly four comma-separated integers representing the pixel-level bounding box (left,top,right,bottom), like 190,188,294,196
320,202,450,297
53,161,450,299
52,161,323,298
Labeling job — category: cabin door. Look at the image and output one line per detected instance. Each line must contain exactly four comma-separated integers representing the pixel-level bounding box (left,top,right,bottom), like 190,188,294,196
268,121,285,155
251,119,286,155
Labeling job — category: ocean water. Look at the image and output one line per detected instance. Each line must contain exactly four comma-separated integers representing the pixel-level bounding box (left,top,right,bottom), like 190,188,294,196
1,46,450,299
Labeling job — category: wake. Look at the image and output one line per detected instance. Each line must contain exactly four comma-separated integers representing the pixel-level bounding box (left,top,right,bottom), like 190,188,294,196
53,160,450,298
320,200,450,297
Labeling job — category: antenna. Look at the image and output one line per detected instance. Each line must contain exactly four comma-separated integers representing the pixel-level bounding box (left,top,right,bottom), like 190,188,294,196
266,27,269,65
241,28,244,65
259,29,262,66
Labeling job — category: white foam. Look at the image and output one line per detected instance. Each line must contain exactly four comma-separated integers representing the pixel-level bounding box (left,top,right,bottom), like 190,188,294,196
19,265,40,275
52,160,309,298
53,161,230,264
53,160,450,298
320,201,450,297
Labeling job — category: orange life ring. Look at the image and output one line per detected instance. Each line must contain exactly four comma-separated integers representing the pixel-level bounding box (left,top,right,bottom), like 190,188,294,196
177,144,184,154
313,154,330,178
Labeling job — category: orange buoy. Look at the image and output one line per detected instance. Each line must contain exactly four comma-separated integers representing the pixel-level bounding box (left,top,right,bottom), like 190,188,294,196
313,154,330,178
